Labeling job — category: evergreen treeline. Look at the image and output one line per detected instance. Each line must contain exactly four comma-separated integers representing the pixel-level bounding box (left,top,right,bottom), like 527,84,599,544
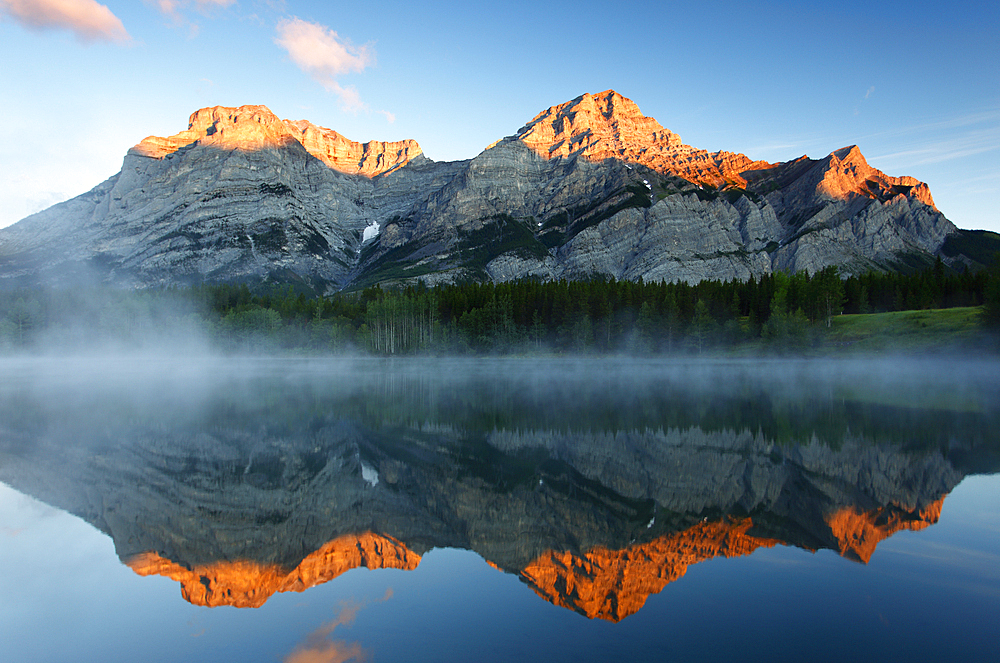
1,258,997,354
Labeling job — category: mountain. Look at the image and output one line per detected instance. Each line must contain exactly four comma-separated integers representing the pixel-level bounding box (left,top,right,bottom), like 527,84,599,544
0,91,993,293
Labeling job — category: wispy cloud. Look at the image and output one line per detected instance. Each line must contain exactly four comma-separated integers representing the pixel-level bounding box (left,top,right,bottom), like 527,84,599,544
860,108,1000,169
154,0,235,20
745,141,807,155
873,126,1000,166
854,85,876,115
0,0,130,43
283,601,366,663
868,109,1000,138
274,16,374,113
377,110,395,124
150,0,234,35
282,590,393,663
946,170,1000,194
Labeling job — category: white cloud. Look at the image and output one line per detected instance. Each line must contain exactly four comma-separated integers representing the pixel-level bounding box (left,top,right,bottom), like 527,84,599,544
0,0,130,43
377,110,395,124
155,0,180,21
274,16,374,112
150,0,233,35
283,601,366,663
331,82,365,114
155,0,234,20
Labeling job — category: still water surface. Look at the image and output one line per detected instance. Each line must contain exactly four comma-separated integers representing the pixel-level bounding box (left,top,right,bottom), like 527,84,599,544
1,356,998,662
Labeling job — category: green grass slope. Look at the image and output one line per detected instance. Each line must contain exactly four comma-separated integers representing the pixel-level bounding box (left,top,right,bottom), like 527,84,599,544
823,307,988,354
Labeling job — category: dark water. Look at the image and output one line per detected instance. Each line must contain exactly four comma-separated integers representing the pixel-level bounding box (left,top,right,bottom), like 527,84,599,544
1,356,998,662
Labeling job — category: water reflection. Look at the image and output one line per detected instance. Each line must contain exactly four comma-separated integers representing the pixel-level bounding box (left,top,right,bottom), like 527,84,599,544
0,356,997,622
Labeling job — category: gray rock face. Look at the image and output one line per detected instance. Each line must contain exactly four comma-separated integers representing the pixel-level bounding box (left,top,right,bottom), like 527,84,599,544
365,107,961,286
0,106,460,292
0,94,974,292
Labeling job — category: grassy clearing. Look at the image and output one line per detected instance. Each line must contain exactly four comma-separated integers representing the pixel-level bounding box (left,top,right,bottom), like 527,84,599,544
824,307,987,354
740,307,996,412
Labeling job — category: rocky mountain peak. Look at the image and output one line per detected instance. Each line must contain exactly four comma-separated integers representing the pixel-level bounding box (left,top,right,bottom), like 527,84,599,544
0,92,975,293
129,105,300,159
128,104,421,178
509,90,767,188
818,144,937,210
513,89,683,160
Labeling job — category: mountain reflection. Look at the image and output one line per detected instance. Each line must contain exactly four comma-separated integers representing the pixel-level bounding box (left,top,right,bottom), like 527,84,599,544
0,357,996,621
127,533,418,609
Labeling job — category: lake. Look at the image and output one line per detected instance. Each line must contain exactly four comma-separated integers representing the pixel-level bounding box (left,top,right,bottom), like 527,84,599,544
1,356,998,662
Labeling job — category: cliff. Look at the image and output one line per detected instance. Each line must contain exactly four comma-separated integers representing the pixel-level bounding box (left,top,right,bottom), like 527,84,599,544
0,91,979,292
509,90,769,188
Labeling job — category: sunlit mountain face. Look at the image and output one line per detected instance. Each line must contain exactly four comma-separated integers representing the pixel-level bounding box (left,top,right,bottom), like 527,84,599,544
3,91,985,293
1,357,995,621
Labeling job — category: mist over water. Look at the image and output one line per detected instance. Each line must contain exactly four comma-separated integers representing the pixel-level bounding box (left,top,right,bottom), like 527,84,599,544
2,354,998,454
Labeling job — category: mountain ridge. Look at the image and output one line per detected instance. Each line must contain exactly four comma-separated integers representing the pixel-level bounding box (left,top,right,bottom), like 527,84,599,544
506,89,770,188
129,104,422,177
0,90,987,293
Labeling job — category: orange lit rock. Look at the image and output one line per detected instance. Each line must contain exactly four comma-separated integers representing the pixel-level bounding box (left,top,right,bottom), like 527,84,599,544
509,91,939,213
817,146,937,210
284,119,420,177
510,90,770,188
126,532,420,608
825,497,945,563
129,105,299,158
519,517,782,622
2,91,956,291
128,105,420,177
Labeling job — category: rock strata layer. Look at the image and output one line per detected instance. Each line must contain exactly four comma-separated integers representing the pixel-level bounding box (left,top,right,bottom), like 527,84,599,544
0,92,982,292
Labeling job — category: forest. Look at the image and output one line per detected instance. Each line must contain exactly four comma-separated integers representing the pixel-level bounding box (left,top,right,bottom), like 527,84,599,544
1,258,998,354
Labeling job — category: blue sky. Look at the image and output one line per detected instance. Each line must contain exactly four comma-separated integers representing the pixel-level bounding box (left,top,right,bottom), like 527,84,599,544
1,0,998,232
